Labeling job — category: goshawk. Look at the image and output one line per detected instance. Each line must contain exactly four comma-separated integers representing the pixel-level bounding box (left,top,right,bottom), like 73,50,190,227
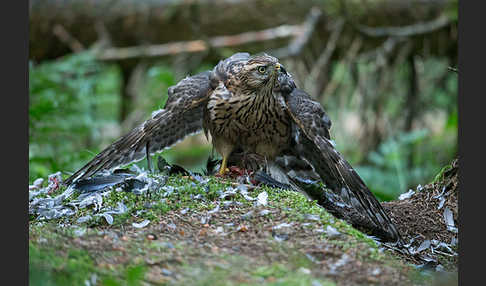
64,52,402,243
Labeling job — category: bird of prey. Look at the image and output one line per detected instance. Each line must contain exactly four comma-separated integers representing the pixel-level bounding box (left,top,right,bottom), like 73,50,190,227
64,52,402,243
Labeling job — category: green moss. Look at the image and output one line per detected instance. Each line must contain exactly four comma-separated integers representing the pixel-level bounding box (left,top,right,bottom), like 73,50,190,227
177,254,335,286
30,235,149,286
31,172,388,254
29,172,419,285
29,242,100,286
265,187,380,248
432,162,453,184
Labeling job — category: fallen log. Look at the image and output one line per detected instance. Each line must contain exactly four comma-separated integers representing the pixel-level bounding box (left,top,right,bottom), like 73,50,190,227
30,0,455,61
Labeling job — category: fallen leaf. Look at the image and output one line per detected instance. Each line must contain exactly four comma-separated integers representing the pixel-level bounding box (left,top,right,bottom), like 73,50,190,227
198,228,208,236
238,225,248,232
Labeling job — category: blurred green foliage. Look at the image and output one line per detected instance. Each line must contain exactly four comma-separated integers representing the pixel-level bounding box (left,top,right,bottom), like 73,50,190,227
29,53,211,183
137,65,174,114
29,52,124,182
324,56,457,200
355,129,451,201
29,242,97,286
30,240,148,286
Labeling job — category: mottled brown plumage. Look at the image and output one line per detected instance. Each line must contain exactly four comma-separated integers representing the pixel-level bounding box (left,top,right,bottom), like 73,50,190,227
64,52,402,243
204,54,292,173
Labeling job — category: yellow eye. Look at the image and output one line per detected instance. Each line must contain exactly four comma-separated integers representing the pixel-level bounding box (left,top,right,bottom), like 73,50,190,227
258,66,266,74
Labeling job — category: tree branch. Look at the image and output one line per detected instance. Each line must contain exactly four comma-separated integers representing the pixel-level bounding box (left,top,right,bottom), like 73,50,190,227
270,7,323,59
97,24,304,61
305,18,345,96
354,15,451,38
52,24,85,52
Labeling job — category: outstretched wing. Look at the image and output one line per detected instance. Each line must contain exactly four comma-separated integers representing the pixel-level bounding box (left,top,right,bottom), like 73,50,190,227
65,52,253,185
282,87,402,243
64,70,212,185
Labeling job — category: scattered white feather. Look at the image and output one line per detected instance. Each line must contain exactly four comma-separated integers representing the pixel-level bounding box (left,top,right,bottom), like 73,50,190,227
399,189,415,200
132,220,150,228
256,191,268,206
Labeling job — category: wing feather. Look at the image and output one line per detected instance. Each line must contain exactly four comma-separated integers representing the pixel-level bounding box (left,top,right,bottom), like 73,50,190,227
65,53,258,185
283,88,402,243
64,71,212,185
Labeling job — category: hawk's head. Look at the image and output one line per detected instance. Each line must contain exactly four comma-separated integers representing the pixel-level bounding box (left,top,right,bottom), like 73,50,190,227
238,54,282,91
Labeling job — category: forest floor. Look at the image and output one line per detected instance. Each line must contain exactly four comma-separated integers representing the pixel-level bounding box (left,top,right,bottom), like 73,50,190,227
29,161,458,286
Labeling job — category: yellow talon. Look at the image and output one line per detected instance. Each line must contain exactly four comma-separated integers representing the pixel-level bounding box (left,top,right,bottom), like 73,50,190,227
219,156,228,175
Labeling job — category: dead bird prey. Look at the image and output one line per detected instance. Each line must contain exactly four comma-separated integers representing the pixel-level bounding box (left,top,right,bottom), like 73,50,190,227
64,52,402,243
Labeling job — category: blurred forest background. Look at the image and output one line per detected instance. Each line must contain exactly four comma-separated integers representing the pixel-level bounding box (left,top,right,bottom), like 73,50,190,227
29,0,458,201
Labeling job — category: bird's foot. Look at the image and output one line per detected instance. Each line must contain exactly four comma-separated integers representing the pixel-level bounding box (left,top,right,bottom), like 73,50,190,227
215,165,253,179
215,168,230,178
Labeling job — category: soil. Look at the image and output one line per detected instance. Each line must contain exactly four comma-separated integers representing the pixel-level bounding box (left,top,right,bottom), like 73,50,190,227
29,159,459,285
32,204,419,285
383,159,459,269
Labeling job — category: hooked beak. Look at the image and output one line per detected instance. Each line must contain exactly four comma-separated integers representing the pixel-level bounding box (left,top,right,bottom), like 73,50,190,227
270,63,282,85
275,63,288,75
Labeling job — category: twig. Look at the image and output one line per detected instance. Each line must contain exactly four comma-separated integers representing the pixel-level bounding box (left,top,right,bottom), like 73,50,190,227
322,35,362,98
91,21,113,50
271,7,323,59
354,15,451,38
305,18,345,95
173,213,197,227
447,66,458,73
358,37,407,62
53,24,85,52
97,24,303,61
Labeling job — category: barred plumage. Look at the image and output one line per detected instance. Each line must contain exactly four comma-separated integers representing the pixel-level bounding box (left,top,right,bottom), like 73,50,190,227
204,53,292,174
